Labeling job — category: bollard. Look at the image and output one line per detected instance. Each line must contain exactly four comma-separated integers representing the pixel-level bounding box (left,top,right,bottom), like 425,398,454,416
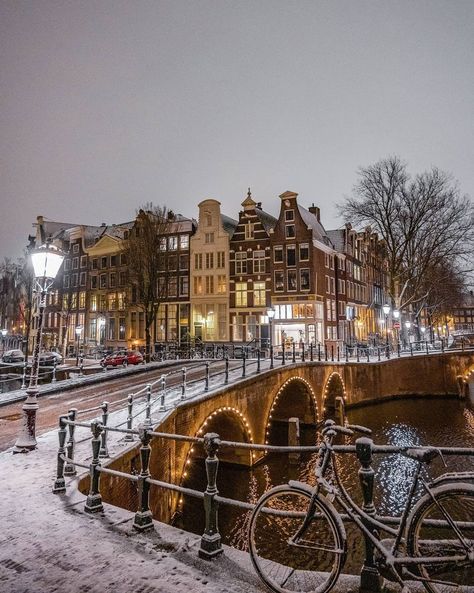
441,339,444,353
331,345,334,362
64,408,77,476
318,343,321,362
224,356,229,384
256,349,261,373
425,341,429,355
377,347,381,362
159,375,166,411
21,360,27,389
301,343,305,363
144,384,152,427
310,342,314,362
242,351,246,378
410,343,413,356
181,367,187,399
345,346,349,363
125,394,134,441
357,347,360,363
366,348,369,363
232,344,235,359
325,344,328,361
52,359,57,383
84,421,104,513
386,345,390,360
281,343,286,365
205,361,210,391
99,401,109,458
79,355,84,377
398,343,401,358
52,415,68,493
270,345,274,370
292,342,296,363
356,437,382,593
337,346,340,363
199,433,223,559
133,425,154,531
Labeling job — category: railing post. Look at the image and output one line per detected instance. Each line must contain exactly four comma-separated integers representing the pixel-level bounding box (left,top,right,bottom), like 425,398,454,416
242,351,246,378
310,342,314,362
425,341,429,355
143,383,152,428
64,408,77,476
282,343,286,365
441,338,445,353
398,343,401,358
270,345,274,369
292,342,296,363
205,361,210,391
345,346,349,363
224,356,229,384
125,394,134,441
181,367,187,399
84,421,104,513
410,343,413,357
79,355,84,377
256,349,261,373
331,345,334,362
366,348,369,363
318,343,321,362
159,375,166,411
386,344,390,359
52,415,68,493
357,347,360,362
301,343,305,362
133,425,154,531
99,401,109,458
52,359,58,383
337,346,340,363
377,347,381,362
21,359,27,389
199,432,223,559
356,437,382,593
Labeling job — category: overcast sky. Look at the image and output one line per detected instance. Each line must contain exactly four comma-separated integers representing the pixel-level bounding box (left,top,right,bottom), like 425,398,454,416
1,0,473,259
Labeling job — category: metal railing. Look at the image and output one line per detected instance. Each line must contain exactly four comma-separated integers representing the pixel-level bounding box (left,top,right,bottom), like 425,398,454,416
52,416,474,576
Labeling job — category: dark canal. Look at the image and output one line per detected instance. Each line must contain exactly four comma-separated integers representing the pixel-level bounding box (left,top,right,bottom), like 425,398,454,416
176,397,474,573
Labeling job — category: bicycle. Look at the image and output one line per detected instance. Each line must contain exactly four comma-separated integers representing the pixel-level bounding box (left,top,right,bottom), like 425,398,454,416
248,420,474,593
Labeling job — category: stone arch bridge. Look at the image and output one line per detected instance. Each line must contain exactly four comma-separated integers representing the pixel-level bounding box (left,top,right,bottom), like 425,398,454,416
95,351,474,522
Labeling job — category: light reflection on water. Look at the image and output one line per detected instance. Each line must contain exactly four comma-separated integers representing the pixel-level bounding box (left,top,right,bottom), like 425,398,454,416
178,398,474,571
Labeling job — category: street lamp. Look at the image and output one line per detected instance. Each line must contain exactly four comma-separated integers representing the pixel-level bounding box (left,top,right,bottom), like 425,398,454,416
267,307,275,369
1,328,7,357
75,325,83,366
382,304,390,349
13,243,64,453
393,309,400,348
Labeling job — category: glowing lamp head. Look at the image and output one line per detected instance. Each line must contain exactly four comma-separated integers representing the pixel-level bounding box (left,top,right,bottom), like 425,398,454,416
382,304,390,316
405,321,411,329
393,309,400,320
267,307,275,320
30,243,65,280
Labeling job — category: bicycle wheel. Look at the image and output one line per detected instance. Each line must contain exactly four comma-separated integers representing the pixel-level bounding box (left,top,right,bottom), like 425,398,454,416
248,485,346,593
407,483,474,593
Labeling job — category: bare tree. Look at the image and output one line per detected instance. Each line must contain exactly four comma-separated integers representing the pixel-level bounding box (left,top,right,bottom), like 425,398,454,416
123,204,175,361
339,156,474,311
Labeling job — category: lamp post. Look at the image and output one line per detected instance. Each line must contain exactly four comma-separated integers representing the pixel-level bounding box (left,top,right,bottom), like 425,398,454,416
75,325,83,366
382,304,390,349
13,243,64,453
267,306,275,369
1,328,7,357
405,320,411,348
393,309,400,348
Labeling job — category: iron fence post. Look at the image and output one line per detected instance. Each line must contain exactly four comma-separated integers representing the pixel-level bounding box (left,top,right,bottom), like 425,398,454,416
256,349,261,373
133,425,154,531
159,375,166,410
337,346,340,363
84,420,103,513
345,346,349,363
79,355,84,377
441,338,445,353
398,343,401,358
224,356,229,384
331,345,334,362
242,351,246,378
318,343,321,362
425,341,429,355
301,343,305,362
52,359,57,383
125,394,134,441
366,349,369,363
52,415,68,493
270,345,274,369
292,342,296,363
310,342,314,361
282,343,286,365
377,347,381,362
64,408,77,476
357,347,360,362
205,361,210,391
181,367,186,399
410,343,413,357
144,384,152,427
199,432,223,559
99,401,109,458
356,437,382,593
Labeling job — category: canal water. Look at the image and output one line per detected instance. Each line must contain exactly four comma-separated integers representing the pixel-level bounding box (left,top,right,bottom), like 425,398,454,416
176,397,474,573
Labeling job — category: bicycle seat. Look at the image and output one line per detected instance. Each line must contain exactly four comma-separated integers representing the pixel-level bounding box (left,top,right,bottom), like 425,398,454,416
403,447,439,464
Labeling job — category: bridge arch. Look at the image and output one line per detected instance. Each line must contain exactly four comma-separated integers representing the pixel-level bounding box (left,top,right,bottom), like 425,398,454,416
264,376,318,446
323,371,346,419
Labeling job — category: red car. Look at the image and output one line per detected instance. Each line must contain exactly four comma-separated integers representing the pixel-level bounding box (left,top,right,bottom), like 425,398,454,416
101,350,144,368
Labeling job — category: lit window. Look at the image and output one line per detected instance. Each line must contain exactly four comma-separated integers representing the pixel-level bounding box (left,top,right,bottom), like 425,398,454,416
235,252,247,274
235,282,248,307
253,281,266,306
274,271,284,292
253,251,265,274
287,270,297,291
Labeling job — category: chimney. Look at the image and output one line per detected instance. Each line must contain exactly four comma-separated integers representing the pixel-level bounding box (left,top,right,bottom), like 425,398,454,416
308,204,320,221
256,202,262,209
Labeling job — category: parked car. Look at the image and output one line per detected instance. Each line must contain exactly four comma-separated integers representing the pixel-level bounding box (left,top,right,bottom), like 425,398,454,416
101,350,144,368
38,351,63,366
2,349,25,364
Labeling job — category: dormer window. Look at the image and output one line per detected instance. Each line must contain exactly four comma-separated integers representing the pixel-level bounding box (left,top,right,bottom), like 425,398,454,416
285,210,294,221
205,212,212,227
245,223,254,240
285,225,295,239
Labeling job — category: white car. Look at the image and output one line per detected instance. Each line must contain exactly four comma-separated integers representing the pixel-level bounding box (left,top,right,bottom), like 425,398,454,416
38,351,63,366
2,349,25,363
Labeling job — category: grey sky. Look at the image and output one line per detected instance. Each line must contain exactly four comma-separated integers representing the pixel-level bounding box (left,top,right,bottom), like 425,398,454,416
1,0,473,259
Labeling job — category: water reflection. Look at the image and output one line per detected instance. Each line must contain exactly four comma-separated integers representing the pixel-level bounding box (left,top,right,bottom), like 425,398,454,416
177,398,474,572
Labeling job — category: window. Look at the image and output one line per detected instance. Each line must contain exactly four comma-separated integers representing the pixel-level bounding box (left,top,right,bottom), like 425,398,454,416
80,272,86,286
118,292,126,310
205,253,214,269
168,236,178,250
287,270,297,291
245,223,254,239
90,276,98,289
232,314,244,341
300,269,310,291
194,276,203,295
285,225,295,239
205,213,212,226
80,255,87,268
63,276,70,288
217,251,225,268
72,257,79,270
72,273,78,287
120,253,127,265
274,246,283,263
158,276,166,296
71,293,77,309
64,259,71,271
110,273,116,288
299,243,309,261
180,234,189,249
205,276,214,294
235,282,248,307
285,209,294,221
253,251,265,274
179,254,189,270
92,258,98,270
286,245,296,266
108,318,116,340
168,255,177,271
338,279,345,294
217,275,226,294
235,252,247,274
110,255,117,267
108,294,116,311
253,281,266,306
159,237,167,251
331,277,335,294
338,257,345,271
79,291,86,309
179,276,189,296
168,276,177,297
325,253,330,268
194,253,202,270
119,318,126,340
205,232,214,244
101,257,107,269
274,271,284,292
73,244,79,253
119,271,126,286
100,274,107,288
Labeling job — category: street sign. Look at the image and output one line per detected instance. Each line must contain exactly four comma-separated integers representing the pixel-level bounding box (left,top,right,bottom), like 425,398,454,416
393,321,401,329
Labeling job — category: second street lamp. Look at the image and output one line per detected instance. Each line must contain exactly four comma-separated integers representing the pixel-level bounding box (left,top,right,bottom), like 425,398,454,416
13,243,64,453
267,306,275,369
382,304,390,351
75,325,83,366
